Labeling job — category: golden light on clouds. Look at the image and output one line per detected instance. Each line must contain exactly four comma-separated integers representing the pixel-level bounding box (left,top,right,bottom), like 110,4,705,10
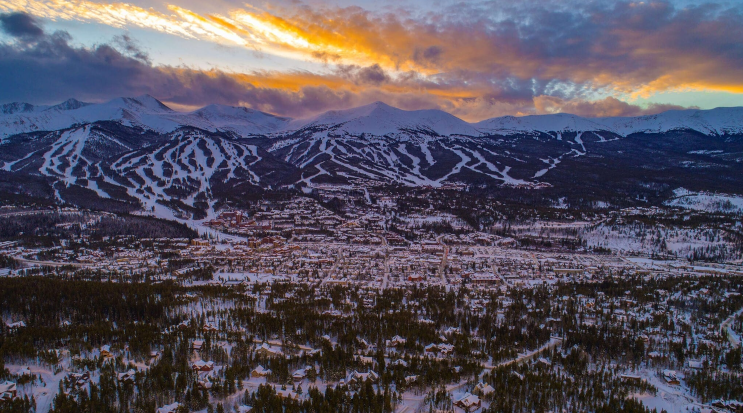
1,0,742,119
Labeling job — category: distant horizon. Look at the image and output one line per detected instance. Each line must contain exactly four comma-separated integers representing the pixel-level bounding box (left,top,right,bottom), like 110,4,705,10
5,94,743,124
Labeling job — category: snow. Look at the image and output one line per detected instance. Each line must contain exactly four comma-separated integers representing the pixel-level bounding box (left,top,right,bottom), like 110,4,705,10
287,101,481,137
3,96,741,141
476,107,743,136
665,188,743,214
0,95,291,138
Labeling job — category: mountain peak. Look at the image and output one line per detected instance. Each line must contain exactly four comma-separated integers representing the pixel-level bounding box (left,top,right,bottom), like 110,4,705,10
291,101,479,137
48,98,90,112
1,102,36,115
130,94,172,112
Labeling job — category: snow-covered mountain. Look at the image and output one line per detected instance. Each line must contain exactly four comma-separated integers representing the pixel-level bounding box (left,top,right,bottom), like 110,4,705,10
476,107,743,136
3,95,742,140
287,101,480,137
0,96,742,219
0,95,291,139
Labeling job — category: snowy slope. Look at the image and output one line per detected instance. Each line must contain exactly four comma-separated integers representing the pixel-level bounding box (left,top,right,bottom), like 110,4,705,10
665,188,743,214
3,96,741,140
288,101,481,137
475,114,610,135
183,104,290,136
0,95,178,138
601,107,743,136
477,107,743,136
0,96,291,138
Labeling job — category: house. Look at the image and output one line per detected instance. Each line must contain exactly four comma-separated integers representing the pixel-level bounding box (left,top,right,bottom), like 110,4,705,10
662,370,680,385
251,365,271,377
355,355,374,365
620,374,645,384
454,393,481,412
345,370,379,386
156,402,181,413
474,382,495,396
255,343,283,358
192,360,214,372
390,359,409,367
424,343,439,353
6,321,25,331
117,369,136,383
100,345,113,359
0,381,17,401
404,375,418,385
386,335,406,347
236,406,253,413
439,344,455,355
292,368,307,381
67,372,90,389
197,380,213,390
192,340,204,351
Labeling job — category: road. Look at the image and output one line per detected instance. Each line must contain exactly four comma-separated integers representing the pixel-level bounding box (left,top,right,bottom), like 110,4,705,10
436,235,448,284
380,235,390,290
482,337,563,370
14,256,90,268
721,307,743,348
321,246,345,284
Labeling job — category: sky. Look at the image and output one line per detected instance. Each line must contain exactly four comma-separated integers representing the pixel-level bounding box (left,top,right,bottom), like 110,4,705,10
1,0,742,121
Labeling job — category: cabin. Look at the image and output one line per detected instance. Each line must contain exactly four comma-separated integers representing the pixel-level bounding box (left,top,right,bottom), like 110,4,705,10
454,393,481,412
474,382,495,396
251,365,271,377
117,369,136,383
0,381,17,401
192,360,214,372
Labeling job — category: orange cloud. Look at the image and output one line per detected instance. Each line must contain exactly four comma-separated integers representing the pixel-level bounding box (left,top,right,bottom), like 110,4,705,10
2,0,742,119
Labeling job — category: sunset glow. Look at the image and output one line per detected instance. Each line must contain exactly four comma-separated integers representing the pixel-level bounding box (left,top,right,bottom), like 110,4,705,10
1,0,742,119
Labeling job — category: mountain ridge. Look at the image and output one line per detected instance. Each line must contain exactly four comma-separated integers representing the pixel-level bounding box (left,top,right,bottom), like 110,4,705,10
2,95,742,139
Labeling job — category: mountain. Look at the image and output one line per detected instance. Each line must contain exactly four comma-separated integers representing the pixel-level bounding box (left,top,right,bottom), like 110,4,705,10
0,96,742,219
288,101,480,137
0,95,291,139
186,104,291,136
476,107,743,136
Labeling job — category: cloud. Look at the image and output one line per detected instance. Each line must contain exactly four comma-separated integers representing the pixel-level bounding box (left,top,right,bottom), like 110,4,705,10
0,12,44,38
0,7,722,121
4,0,743,99
533,96,694,118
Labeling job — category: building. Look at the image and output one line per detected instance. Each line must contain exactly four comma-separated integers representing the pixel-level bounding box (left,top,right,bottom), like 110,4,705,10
0,381,17,401
254,343,283,358
192,360,214,372
474,382,495,396
117,369,136,383
100,345,113,359
251,365,271,377
454,393,481,412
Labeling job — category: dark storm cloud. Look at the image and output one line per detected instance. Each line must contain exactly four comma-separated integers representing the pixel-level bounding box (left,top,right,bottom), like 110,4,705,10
0,12,44,39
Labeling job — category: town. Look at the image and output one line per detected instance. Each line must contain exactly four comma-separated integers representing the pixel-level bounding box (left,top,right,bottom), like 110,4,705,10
1,187,743,413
